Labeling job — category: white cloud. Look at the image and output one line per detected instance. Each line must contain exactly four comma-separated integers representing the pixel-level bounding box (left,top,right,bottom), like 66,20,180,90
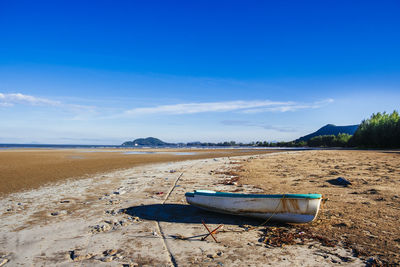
0,92,97,120
220,120,297,132
0,93,61,106
125,100,291,115
0,92,334,122
124,99,334,116
240,98,334,113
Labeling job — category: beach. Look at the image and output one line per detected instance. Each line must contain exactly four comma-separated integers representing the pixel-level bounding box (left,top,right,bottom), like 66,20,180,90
0,149,398,266
0,148,285,196
240,150,400,265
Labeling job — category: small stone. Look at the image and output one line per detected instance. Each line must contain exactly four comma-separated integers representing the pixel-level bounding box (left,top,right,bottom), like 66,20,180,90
69,250,94,261
90,223,112,233
366,257,382,265
103,256,114,262
103,249,118,256
102,224,112,231
105,210,115,215
74,254,94,261
59,210,68,215
129,216,140,222
207,254,214,259
367,189,379,194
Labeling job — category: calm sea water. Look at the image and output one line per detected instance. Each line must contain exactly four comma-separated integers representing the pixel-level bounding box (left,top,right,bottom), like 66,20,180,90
0,144,123,149
0,143,309,150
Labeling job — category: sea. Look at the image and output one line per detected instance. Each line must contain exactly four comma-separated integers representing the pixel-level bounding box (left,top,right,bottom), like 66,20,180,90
0,144,123,149
0,143,308,150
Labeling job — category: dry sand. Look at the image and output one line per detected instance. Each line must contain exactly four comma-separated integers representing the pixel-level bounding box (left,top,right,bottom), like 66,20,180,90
240,150,400,265
0,149,397,266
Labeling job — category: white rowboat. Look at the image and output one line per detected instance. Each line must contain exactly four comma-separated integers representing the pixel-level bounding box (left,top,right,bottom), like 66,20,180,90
185,190,322,223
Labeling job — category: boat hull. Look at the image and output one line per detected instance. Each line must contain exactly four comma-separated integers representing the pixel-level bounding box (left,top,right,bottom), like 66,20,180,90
185,190,322,223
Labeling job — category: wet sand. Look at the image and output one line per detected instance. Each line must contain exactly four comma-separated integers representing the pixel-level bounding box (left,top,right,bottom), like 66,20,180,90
0,148,286,196
240,150,400,265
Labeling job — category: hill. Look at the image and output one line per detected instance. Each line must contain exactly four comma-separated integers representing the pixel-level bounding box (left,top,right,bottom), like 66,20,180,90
122,137,171,146
296,124,359,142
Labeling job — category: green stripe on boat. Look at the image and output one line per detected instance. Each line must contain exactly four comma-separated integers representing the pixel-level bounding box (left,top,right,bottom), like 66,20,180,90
185,190,322,199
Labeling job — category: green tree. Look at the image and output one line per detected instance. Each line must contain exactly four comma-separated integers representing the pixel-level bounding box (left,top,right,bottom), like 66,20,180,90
350,110,400,148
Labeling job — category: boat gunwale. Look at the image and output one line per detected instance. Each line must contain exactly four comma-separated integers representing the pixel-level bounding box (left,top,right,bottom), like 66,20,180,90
185,191,322,199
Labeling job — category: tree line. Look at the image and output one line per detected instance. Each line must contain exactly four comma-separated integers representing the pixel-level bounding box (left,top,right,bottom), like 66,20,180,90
174,110,399,148
350,110,400,148
254,110,399,148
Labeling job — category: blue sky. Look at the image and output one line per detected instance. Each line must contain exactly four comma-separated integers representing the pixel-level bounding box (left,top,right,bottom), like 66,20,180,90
0,0,399,144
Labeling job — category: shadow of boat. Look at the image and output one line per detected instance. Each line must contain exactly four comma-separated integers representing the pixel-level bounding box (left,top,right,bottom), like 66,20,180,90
123,203,262,226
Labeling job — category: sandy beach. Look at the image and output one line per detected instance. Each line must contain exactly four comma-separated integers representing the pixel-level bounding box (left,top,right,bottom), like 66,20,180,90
0,149,398,266
240,150,400,265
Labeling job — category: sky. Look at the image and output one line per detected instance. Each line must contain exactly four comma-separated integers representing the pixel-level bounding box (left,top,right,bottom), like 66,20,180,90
0,0,399,144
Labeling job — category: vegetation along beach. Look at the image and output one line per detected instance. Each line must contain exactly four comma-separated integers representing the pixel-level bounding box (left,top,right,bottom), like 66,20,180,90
1,1,400,266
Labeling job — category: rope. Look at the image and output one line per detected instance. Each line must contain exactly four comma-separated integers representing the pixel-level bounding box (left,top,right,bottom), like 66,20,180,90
246,194,286,231
157,171,184,267
311,196,326,226
163,172,184,205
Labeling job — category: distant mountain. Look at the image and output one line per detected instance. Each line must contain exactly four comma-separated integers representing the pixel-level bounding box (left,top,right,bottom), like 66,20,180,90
122,137,172,146
296,124,359,142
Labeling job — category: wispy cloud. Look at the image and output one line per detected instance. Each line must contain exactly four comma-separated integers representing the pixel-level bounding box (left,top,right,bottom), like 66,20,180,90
0,92,97,119
241,98,334,113
1,93,334,122
125,100,290,115
124,99,334,116
221,120,297,132
0,93,61,106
